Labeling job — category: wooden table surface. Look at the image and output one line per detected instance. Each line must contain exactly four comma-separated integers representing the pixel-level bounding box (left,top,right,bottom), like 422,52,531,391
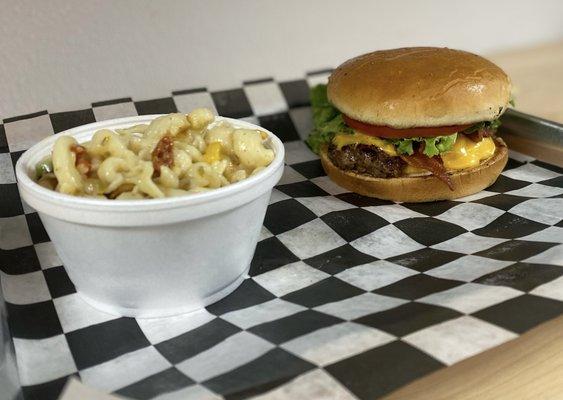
489,41,563,123
383,41,563,400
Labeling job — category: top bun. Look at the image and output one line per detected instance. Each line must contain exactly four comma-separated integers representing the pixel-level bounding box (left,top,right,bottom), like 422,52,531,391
327,47,511,128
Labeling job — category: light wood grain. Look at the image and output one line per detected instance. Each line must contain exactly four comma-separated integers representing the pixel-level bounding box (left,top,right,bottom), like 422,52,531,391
488,41,563,124
59,377,125,400
383,315,563,400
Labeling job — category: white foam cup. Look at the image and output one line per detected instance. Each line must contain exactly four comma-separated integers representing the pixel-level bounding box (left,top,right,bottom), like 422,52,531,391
16,115,284,318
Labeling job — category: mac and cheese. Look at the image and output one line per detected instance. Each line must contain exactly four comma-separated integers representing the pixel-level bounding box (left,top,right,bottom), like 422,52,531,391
35,109,275,199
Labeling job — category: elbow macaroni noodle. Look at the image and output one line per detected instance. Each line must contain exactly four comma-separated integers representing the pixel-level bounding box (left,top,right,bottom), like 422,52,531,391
37,109,275,199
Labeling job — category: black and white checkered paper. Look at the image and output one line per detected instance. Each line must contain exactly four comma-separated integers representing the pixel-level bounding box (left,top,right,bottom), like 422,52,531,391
1,72,563,400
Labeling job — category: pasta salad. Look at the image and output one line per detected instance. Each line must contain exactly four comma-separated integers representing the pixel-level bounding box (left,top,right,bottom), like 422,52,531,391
35,109,275,199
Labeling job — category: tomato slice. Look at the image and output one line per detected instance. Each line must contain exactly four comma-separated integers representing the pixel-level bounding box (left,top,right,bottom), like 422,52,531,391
342,115,472,138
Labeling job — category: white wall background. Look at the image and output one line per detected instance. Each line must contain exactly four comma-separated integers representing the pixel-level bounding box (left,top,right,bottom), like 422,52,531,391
1,0,562,120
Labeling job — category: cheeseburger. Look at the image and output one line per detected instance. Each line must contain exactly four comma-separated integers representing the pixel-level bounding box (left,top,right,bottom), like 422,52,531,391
307,47,511,202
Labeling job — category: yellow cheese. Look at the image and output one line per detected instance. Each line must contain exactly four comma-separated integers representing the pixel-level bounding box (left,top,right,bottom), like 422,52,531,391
403,164,427,175
202,142,223,163
441,136,496,170
333,132,398,156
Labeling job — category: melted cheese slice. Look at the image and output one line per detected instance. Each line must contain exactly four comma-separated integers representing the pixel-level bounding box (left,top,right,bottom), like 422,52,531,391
333,132,397,156
441,135,496,170
403,164,428,175
332,132,496,172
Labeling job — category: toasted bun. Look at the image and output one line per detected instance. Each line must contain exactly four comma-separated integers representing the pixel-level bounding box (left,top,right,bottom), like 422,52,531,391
319,139,508,203
328,47,511,128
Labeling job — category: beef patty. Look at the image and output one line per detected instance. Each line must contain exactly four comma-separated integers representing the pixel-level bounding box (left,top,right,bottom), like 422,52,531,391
328,144,405,178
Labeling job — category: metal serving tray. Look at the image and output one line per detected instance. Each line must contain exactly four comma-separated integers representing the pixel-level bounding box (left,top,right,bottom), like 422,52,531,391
500,109,563,167
0,107,561,400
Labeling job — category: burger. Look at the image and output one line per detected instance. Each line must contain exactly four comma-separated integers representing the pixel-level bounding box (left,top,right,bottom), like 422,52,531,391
307,47,511,202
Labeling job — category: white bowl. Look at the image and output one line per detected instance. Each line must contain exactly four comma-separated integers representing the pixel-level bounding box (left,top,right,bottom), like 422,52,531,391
15,115,284,318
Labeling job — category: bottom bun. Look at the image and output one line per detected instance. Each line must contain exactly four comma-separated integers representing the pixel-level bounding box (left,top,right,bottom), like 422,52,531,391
320,138,508,203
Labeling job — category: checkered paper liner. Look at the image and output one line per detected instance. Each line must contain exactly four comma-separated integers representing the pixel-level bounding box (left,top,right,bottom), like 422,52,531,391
1,72,563,400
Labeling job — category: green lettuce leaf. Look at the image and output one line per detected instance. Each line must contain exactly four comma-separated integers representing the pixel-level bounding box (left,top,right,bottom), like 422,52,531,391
394,139,414,155
462,119,502,135
435,133,457,153
306,84,352,153
391,133,458,157
310,84,337,125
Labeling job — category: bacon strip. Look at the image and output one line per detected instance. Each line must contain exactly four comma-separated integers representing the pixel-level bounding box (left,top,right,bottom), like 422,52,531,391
466,129,493,143
70,144,91,175
152,136,174,176
401,149,454,190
